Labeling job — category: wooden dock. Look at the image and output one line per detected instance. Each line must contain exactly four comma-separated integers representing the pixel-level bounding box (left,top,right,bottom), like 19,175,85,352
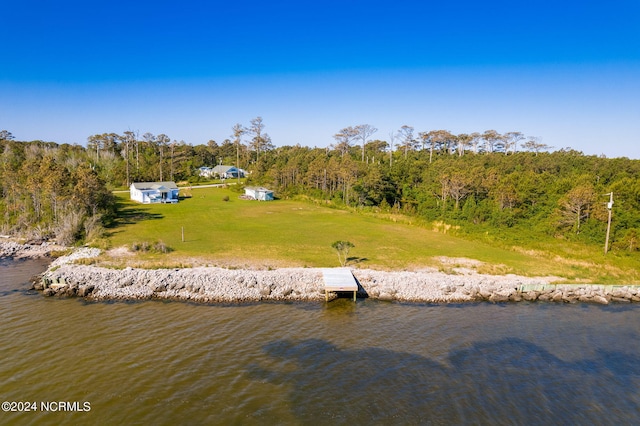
322,268,358,301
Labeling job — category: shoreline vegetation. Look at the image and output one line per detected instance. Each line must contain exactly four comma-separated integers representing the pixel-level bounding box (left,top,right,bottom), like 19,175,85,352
3,242,639,305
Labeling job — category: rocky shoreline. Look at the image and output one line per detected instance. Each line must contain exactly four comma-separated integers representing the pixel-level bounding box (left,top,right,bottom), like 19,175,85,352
0,240,66,259
38,264,640,305
3,242,638,305
28,246,640,305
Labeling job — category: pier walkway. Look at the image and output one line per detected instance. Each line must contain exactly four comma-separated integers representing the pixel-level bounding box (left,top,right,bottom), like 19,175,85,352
322,268,358,301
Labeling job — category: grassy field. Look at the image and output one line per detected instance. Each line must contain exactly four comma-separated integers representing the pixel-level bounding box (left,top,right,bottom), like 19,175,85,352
104,186,640,283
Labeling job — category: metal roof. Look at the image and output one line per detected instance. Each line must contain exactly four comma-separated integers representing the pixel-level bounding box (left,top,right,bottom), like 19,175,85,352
245,186,273,193
131,181,179,190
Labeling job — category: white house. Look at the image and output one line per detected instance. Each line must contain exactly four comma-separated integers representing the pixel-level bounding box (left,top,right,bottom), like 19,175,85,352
130,182,180,204
213,165,244,179
244,186,274,201
198,166,213,178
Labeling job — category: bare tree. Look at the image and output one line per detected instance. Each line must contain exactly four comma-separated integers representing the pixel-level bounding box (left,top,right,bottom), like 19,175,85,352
432,130,456,156
559,185,596,233
156,134,170,181
398,125,415,158
418,131,434,162
249,116,268,162
87,132,120,162
121,131,136,186
446,173,470,210
504,131,525,155
523,136,552,156
123,130,140,175
387,131,398,167
456,133,472,157
261,133,274,153
169,140,177,181
442,130,457,155
482,130,503,153
332,126,358,158
141,132,156,173
231,123,247,183
469,132,482,154
0,130,14,141
355,124,378,162
87,134,104,161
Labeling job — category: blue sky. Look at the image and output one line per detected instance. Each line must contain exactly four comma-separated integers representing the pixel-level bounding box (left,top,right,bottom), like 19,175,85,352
2,0,639,158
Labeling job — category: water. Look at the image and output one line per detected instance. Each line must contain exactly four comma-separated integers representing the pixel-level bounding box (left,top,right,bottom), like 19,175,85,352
2,258,640,425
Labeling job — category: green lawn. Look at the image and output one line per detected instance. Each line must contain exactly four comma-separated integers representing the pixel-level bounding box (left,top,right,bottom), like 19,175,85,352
105,186,640,283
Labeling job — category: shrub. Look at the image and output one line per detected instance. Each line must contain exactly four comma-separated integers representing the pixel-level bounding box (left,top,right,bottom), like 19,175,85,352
90,237,112,250
153,240,172,253
614,228,640,252
131,241,151,252
84,214,106,243
131,240,172,253
55,209,85,245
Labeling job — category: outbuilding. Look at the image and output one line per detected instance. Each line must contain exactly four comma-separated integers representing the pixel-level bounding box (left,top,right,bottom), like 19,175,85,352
213,165,244,179
244,186,274,201
198,166,213,178
130,181,180,204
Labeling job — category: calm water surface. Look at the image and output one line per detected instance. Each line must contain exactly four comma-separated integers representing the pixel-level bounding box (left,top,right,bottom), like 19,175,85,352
2,258,640,425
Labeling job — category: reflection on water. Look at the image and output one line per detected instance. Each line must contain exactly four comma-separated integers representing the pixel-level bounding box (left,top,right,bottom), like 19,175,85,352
249,338,640,424
1,258,640,425
249,337,640,424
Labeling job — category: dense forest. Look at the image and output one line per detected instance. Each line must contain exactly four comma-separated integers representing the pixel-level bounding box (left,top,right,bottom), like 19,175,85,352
1,122,639,253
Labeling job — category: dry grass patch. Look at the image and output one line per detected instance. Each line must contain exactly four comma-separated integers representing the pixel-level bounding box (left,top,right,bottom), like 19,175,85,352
476,263,512,275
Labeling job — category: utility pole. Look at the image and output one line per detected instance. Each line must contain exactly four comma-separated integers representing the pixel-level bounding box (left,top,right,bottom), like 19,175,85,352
604,192,614,254
237,144,240,185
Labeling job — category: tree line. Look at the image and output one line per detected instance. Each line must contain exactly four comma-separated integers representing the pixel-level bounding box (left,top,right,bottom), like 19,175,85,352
1,122,638,252
248,138,640,252
0,137,114,244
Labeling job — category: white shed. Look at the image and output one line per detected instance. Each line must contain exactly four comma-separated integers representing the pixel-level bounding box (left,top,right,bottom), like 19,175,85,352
130,182,180,204
244,186,274,201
